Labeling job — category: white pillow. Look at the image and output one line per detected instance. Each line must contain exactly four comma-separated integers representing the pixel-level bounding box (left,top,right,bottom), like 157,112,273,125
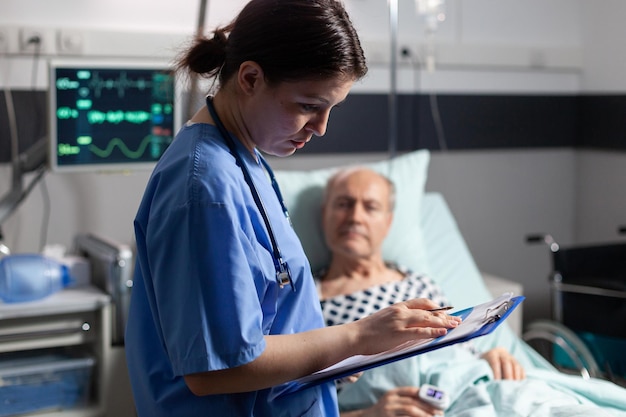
274,150,431,275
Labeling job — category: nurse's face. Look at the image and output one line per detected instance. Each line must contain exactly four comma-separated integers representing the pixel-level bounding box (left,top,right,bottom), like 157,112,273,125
239,67,354,157
322,170,394,261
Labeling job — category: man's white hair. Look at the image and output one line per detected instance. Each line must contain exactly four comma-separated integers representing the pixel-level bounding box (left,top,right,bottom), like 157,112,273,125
323,166,396,211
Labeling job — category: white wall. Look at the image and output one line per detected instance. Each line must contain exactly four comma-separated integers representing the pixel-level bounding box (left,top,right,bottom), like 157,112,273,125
576,1,626,243
575,1,626,251
1,0,626,328
575,151,626,244
580,0,626,92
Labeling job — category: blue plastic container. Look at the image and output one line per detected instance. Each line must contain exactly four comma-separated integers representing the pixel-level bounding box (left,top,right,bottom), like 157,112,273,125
0,351,95,416
0,254,73,303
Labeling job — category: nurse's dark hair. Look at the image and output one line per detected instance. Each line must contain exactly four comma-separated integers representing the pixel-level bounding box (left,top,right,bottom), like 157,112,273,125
176,0,368,85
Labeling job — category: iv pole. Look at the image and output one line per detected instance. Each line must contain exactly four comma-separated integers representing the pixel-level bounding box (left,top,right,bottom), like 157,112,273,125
388,0,399,160
184,0,210,121
389,0,446,158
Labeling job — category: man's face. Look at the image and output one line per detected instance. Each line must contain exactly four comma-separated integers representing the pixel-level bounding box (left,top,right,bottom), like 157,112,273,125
322,169,394,261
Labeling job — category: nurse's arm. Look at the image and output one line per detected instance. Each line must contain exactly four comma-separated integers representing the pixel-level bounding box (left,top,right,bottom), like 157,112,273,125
184,297,460,396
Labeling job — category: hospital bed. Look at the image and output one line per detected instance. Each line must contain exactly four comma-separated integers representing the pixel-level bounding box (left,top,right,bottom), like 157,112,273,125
275,149,626,416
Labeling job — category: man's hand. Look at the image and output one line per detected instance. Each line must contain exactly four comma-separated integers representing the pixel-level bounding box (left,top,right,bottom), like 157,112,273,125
342,387,443,417
480,347,526,380
338,372,363,384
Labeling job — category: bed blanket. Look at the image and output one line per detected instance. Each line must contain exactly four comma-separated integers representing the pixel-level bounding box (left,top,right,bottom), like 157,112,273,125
338,346,626,416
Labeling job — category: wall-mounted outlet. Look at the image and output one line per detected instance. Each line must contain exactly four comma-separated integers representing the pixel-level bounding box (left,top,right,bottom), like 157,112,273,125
19,27,51,54
57,29,83,55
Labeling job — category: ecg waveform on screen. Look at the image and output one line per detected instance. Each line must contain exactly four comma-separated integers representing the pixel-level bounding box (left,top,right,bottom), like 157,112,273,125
57,134,169,160
56,70,154,98
89,135,155,159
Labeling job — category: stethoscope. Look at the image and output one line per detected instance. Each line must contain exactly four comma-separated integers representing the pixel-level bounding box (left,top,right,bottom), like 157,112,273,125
206,96,295,292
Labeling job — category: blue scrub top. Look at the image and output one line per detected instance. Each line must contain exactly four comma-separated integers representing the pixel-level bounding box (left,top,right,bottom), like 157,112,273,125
125,123,338,417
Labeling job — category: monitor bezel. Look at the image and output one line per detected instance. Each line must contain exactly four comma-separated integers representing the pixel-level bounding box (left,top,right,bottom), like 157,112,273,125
48,58,182,174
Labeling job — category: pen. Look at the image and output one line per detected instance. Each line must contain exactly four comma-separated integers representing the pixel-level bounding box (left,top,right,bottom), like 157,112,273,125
428,306,453,312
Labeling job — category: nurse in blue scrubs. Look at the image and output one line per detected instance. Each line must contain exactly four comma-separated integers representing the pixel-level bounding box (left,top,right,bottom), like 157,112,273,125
125,1,461,416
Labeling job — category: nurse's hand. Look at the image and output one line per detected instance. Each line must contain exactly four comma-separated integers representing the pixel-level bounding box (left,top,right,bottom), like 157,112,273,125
350,298,461,356
184,298,459,396
481,347,526,380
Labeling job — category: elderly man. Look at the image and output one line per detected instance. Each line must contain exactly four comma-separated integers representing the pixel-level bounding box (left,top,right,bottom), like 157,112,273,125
316,167,525,417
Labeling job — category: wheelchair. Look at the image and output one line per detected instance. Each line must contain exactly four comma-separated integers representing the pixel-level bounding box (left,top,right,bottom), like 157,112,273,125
523,231,626,387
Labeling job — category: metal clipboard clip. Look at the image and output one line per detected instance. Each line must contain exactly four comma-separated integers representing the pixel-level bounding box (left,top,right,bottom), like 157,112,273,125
483,299,514,324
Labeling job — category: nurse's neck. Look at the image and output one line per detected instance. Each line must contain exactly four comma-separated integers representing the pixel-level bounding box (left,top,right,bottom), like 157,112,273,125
210,92,257,159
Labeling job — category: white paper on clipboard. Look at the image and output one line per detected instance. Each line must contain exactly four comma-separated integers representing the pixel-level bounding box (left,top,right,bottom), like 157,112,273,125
287,292,522,392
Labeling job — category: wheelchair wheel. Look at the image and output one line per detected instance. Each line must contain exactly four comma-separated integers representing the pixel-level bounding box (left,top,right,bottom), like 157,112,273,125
523,319,602,379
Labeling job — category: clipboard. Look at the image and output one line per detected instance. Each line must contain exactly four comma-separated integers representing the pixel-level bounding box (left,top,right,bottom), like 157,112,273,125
284,292,524,394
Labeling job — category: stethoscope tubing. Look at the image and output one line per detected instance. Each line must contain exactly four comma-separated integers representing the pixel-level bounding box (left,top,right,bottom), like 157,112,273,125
205,96,295,292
